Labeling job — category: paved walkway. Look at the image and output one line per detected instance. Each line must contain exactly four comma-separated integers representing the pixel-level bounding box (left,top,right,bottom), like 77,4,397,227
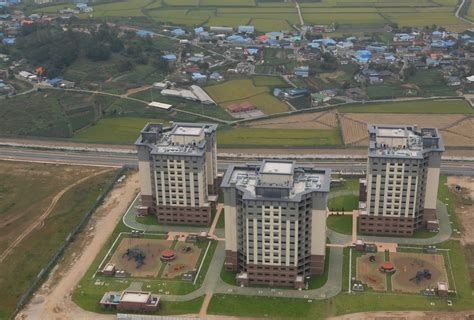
122,192,451,302
329,200,452,246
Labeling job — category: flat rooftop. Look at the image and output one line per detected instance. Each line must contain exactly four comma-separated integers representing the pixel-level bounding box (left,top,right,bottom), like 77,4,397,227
222,161,330,201
261,161,293,175
173,126,203,136
121,291,150,304
135,122,217,156
368,124,444,158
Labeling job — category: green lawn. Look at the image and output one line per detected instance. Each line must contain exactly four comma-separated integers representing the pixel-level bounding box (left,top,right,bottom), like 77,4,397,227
216,208,225,229
337,99,473,114
73,117,166,143
208,240,474,319
437,175,462,233
136,214,159,225
328,195,359,212
326,215,353,235
217,128,342,146
330,178,360,192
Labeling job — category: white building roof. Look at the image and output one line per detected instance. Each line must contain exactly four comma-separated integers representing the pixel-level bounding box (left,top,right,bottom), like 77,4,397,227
121,291,150,303
149,101,172,110
261,161,293,174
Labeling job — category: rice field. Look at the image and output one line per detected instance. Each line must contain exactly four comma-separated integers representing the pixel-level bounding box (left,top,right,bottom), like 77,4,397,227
337,99,473,114
34,0,468,31
84,0,153,17
217,127,342,146
204,79,289,115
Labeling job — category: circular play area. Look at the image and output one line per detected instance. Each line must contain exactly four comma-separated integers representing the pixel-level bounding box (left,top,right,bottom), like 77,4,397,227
161,249,176,262
379,261,396,273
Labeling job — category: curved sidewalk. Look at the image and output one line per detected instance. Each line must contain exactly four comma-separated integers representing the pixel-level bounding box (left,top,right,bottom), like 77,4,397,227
125,193,451,303
329,200,452,246
160,241,343,302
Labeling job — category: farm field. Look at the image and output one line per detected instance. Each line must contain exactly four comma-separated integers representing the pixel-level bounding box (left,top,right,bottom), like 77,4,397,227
339,112,474,146
204,79,290,115
33,0,469,31
0,161,115,319
217,127,342,146
245,110,338,129
337,99,473,114
0,91,116,138
73,117,167,143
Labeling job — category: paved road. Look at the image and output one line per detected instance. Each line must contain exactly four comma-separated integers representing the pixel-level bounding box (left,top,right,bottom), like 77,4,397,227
1,147,472,176
455,0,473,23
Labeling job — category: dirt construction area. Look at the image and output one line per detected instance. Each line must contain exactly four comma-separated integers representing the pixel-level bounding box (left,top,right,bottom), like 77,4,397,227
161,242,202,279
391,252,449,293
356,253,387,291
108,238,172,277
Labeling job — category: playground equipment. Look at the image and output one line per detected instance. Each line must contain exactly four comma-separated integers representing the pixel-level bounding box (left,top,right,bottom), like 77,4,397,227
367,275,378,282
123,247,146,268
161,249,177,262
379,262,396,273
410,269,432,284
181,246,192,253
173,264,185,271
369,255,376,263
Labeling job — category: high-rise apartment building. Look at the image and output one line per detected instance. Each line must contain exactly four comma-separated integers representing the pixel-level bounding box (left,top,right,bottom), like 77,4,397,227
358,124,444,236
221,160,330,288
135,122,218,225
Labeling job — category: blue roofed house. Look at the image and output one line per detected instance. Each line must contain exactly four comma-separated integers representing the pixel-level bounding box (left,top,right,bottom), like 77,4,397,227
136,30,155,37
210,72,222,81
2,38,15,44
171,28,186,36
47,77,63,86
238,25,255,34
354,50,371,63
226,35,250,43
294,66,309,77
246,48,259,55
162,54,177,60
194,27,204,34
314,38,336,45
266,31,283,40
192,72,207,83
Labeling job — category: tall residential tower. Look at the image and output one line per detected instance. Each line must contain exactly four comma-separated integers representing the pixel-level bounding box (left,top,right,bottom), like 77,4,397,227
358,124,444,236
135,122,218,225
221,160,330,288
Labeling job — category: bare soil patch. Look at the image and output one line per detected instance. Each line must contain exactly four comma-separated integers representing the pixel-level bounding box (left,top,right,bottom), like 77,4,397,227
340,113,472,147
162,242,202,279
391,252,448,293
356,253,387,291
109,238,172,277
